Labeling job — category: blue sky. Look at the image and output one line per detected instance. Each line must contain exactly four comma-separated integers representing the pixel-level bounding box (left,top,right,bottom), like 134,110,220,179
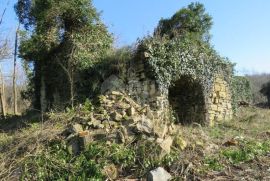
1,0,270,75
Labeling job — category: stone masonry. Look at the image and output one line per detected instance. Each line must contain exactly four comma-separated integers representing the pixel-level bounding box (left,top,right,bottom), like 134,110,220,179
206,76,233,126
101,58,233,126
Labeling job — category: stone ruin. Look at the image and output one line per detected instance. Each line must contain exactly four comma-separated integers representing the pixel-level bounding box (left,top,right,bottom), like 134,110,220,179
101,58,233,127
64,55,233,156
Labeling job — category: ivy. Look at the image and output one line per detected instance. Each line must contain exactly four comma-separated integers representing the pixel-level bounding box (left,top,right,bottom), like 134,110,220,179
137,35,234,95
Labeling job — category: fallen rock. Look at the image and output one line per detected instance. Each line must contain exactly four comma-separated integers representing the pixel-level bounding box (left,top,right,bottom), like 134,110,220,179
101,75,125,94
158,136,173,155
136,117,153,134
153,123,168,138
88,118,103,129
127,106,136,116
111,112,123,122
70,123,83,134
147,167,172,181
102,164,118,180
67,138,80,155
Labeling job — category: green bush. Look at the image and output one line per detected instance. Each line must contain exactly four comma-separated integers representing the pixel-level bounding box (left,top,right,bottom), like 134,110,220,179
260,81,270,106
222,140,270,164
231,76,252,111
204,157,224,171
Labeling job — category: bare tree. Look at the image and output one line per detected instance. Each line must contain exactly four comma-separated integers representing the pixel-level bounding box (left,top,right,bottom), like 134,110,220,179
0,65,6,117
12,25,20,115
0,0,11,117
0,3,11,61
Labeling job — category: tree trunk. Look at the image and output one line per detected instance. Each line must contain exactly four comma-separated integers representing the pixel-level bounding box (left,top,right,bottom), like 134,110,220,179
56,59,74,108
40,74,47,112
13,25,19,115
70,70,74,108
0,66,6,117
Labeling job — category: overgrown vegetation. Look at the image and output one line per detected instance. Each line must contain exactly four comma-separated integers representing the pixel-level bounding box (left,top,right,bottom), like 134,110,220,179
77,46,134,99
260,81,270,107
137,3,233,93
16,0,113,110
1,107,270,180
1,1,269,180
246,73,270,105
231,76,252,110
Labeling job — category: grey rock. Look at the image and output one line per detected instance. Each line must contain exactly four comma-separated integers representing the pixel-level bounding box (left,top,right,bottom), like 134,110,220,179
70,124,83,134
101,75,125,94
147,167,172,181
136,116,153,134
88,119,103,129
67,137,80,155
111,112,123,122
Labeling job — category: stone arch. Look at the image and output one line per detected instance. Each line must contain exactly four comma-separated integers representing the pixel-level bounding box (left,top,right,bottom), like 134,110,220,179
168,75,206,124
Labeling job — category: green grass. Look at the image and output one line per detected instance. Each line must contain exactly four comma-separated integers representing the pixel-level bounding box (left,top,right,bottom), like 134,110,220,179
1,107,270,180
222,140,270,164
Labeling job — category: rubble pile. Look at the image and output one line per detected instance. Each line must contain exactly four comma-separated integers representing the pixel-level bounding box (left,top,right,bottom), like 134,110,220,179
63,91,175,155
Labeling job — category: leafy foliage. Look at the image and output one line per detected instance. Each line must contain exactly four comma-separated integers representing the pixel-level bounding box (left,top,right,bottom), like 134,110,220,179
136,3,233,95
15,0,113,109
222,140,270,164
137,33,233,94
77,46,134,100
231,76,252,110
260,81,270,106
154,2,213,42
20,139,179,180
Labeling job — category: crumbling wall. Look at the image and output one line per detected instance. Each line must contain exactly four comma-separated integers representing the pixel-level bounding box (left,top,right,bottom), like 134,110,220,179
126,59,168,120
101,59,233,126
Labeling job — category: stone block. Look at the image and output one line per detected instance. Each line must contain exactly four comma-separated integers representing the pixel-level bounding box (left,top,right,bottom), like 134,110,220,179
217,106,224,112
147,167,172,181
214,84,221,91
110,112,123,122
219,91,227,98
126,106,136,116
158,136,173,155
210,105,218,111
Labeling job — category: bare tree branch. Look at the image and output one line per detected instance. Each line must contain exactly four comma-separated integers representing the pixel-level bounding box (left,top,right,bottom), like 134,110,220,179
0,0,11,61
0,0,10,26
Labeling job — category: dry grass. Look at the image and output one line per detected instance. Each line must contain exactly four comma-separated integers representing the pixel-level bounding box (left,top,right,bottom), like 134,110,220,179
0,112,69,180
0,107,270,180
170,107,270,180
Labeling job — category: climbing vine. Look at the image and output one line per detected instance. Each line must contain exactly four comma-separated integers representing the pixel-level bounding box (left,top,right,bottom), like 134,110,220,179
137,35,234,95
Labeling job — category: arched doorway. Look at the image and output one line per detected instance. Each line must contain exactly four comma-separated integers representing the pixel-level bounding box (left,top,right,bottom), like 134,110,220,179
168,75,205,124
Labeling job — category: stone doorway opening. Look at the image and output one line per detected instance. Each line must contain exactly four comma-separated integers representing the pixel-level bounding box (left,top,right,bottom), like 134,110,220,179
168,75,205,124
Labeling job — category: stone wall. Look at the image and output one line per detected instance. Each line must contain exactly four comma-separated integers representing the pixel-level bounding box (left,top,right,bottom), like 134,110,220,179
126,59,168,121
206,76,233,126
101,59,233,126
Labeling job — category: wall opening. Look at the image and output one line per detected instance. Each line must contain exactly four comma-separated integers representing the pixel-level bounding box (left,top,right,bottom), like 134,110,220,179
168,75,205,124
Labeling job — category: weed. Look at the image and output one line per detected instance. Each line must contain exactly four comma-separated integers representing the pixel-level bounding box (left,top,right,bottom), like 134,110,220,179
204,157,224,171
222,140,270,164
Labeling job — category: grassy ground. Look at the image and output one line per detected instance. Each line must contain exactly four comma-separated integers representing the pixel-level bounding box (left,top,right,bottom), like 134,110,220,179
172,107,270,180
0,107,270,180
